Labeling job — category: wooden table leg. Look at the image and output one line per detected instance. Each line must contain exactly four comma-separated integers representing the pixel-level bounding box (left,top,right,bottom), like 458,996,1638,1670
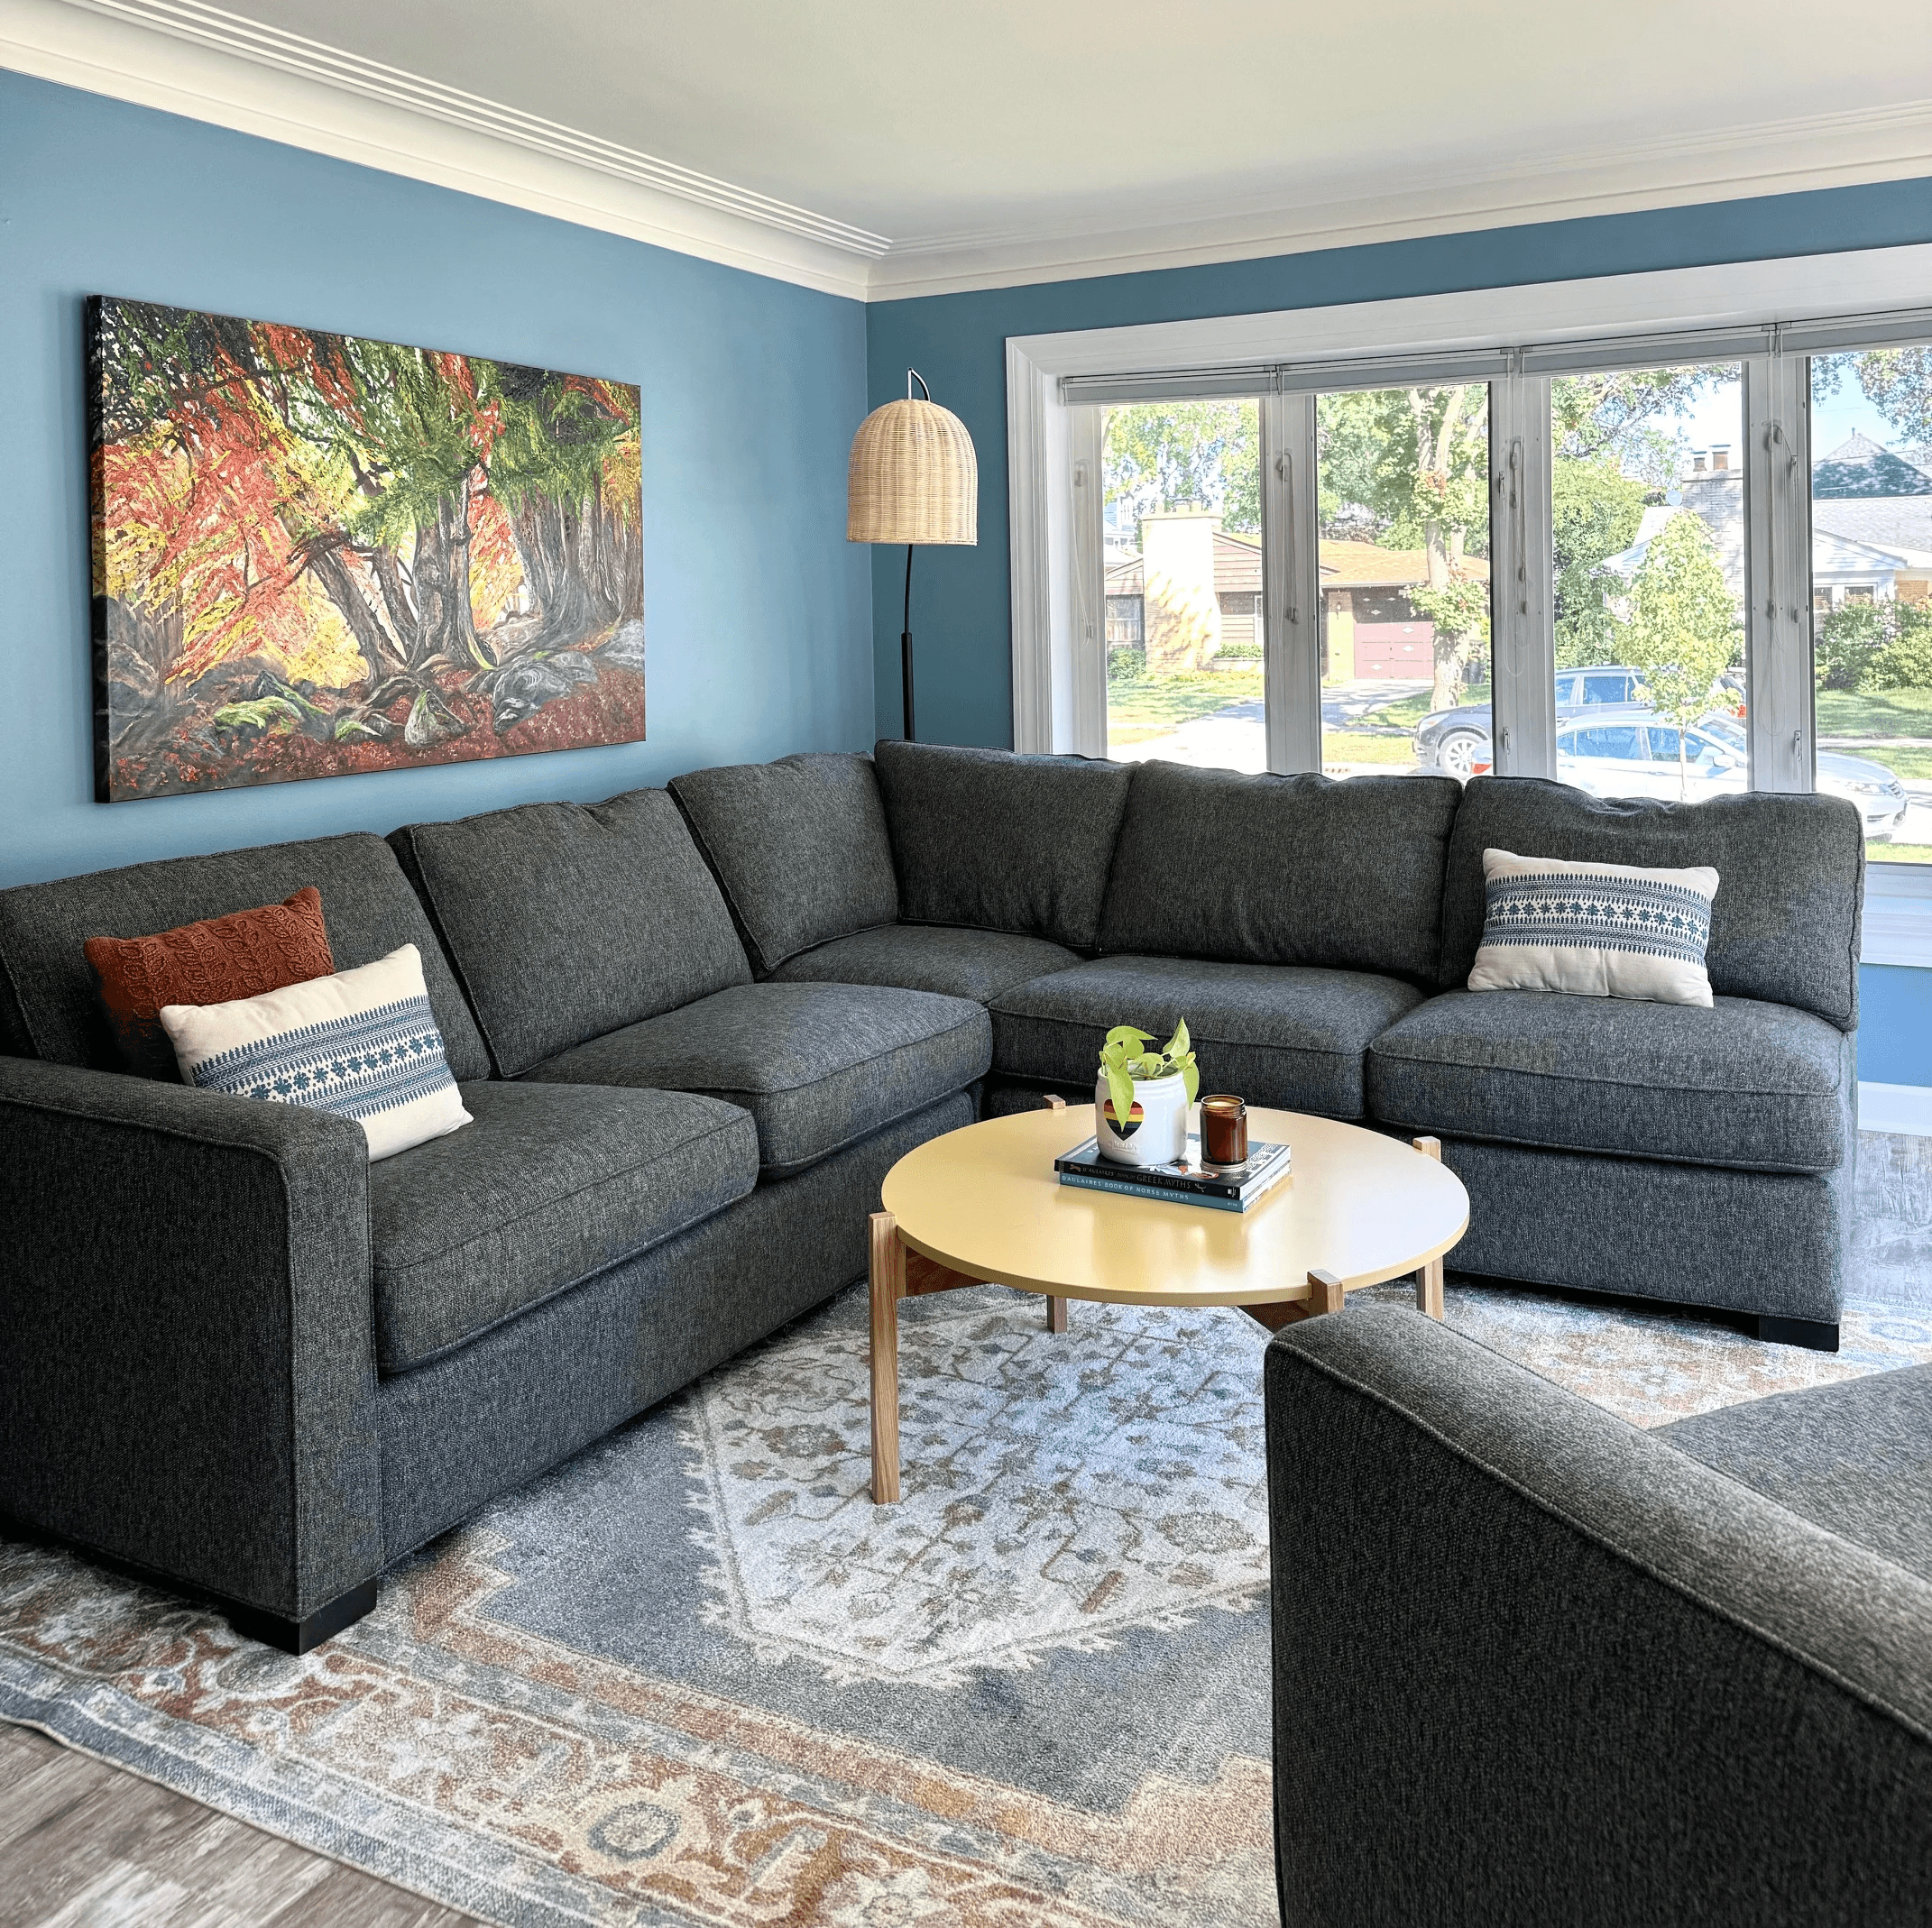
1040,1096,1069,1331
1412,1135,1445,1319
1306,1268,1344,1317
869,1211,904,1503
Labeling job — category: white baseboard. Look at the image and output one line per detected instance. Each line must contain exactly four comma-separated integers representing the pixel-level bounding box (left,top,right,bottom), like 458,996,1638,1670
1859,1081,1932,1136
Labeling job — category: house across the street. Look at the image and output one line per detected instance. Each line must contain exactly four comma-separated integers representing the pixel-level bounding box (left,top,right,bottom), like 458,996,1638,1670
1105,513,1488,681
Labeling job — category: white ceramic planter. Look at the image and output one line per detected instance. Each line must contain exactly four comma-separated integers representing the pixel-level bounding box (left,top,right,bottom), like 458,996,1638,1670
1094,1070,1190,1167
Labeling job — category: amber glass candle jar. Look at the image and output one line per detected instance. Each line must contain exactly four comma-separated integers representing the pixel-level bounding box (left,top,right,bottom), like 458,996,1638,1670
1201,1095,1247,1165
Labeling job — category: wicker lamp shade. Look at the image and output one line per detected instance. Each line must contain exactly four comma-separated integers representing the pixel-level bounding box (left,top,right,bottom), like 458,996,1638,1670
847,398,978,546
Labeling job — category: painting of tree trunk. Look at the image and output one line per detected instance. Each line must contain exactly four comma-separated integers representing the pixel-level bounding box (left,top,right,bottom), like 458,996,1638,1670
87,296,646,801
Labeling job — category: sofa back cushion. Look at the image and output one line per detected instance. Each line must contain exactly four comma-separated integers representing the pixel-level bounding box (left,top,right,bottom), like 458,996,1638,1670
0,833,490,1080
1440,777,1863,1028
1096,764,1463,984
668,753,898,975
389,788,750,1078
871,740,1133,950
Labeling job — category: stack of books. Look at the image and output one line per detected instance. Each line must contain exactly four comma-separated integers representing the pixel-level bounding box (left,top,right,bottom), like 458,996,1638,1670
1053,1134,1292,1213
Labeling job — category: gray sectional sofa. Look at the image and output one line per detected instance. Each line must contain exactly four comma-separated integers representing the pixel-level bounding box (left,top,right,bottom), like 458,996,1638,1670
0,740,1863,1648
1265,1308,1932,1924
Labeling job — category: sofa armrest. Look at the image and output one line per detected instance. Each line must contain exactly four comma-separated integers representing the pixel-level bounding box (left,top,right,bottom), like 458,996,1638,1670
1265,1306,1932,1926
0,1057,380,1639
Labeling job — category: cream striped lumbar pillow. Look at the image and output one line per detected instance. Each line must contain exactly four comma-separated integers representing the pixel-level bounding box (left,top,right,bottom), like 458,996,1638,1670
160,942,472,1160
1467,848,1720,1007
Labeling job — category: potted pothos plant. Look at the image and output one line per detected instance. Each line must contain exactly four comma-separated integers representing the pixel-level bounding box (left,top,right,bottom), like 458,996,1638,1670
1095,1022,1199,1168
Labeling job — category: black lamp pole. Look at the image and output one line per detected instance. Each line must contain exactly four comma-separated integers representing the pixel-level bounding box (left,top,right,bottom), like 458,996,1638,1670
901,542,916,741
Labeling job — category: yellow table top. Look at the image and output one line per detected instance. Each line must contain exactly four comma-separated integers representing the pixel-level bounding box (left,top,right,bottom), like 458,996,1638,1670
879,1104,1468,1308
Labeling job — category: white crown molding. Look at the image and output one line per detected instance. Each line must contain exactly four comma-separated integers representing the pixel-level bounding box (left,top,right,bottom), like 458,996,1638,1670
868,96,1932,300
7,0,1932,306
0,0,882,300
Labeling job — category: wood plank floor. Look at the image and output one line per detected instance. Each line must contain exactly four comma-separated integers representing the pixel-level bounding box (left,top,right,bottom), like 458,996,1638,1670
0,1723,481,1928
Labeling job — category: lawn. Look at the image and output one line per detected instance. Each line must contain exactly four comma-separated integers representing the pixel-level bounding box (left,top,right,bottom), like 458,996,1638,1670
1106,670,1261,741
1865,746,1932,779
1322,733,1420,765
1816,686,1932,739
1873,843,1932,864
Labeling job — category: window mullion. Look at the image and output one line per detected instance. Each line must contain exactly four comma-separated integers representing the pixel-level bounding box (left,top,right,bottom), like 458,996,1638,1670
1743,352,1814,794
1067,405,1107,758
1260,390,1320,773
1487,372,1555,778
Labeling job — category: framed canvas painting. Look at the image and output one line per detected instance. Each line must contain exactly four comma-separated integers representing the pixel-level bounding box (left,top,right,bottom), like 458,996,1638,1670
87,296,644,801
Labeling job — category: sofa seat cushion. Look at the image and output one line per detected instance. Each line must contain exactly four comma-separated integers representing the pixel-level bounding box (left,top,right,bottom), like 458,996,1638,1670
1658,1365,1932,1583
990,956,1427,1120
769,923,1082,1004
523,982,991,1176
1367,989,1852,1173
369,1080,759,1373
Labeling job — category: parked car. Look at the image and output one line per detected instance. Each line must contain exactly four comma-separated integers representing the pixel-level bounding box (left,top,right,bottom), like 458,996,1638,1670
1551,710,1909,840
1414,666,1649,777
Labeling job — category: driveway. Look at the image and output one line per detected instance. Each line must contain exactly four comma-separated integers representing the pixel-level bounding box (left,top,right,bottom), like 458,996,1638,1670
1109,678,1430,772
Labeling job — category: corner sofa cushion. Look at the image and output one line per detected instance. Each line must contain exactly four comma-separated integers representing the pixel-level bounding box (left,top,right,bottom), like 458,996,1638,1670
668,752,898,974
769,923,1082,1004
991,954,1426,1121
390,788,750,1079
369,1079,758,1373
523,980,991,1176
872,739,1132,950
0,832,489,1081
1657,1365,1932,1584
1439,778,1863,1029
1367,988,1853,1173
1096,763,1462,985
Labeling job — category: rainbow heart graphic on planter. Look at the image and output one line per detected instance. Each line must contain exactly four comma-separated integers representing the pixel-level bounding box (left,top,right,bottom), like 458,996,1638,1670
1094,1021,1199,1168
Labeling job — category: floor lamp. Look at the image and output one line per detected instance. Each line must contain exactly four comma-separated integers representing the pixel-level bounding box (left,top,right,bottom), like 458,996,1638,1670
847,371,978,741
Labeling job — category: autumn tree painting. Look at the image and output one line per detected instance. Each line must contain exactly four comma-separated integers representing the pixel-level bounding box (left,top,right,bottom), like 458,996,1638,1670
87,297,644,801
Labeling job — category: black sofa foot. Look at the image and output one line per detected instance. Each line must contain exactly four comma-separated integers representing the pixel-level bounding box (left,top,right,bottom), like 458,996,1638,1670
226,1579,379,1654
1754,1316,1840,1354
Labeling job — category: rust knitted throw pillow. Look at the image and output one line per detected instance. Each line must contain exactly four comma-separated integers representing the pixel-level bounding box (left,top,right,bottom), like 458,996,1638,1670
84,886,336,1079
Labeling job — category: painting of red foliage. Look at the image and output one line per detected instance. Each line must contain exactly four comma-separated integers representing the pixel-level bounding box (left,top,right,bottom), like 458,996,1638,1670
88,297,644,801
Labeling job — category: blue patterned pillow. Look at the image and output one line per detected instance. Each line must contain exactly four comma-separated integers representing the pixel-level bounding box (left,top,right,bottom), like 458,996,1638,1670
1467,849,1718,1006
158,943,472,1159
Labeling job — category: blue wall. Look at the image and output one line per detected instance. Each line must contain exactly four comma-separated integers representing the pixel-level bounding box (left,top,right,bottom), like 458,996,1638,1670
1859,965,1932,1086
0,70,871,890
866,177,1932,749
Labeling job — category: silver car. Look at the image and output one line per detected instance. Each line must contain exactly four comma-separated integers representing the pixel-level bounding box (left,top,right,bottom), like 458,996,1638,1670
1554,712,1909,839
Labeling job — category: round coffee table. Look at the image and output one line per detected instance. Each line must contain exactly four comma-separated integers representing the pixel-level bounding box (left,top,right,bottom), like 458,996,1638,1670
865,1100,1468,1501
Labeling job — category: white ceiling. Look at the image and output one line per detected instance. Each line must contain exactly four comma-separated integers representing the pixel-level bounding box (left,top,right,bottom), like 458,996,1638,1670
16,0,1932,297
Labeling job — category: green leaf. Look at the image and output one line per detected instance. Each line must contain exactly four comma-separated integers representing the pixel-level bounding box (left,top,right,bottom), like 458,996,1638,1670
1181,1059,1200,1106
211,695,302,737
1165,1018,1191,1060
1103,1025,1155,1052
1103,1061,1136,1134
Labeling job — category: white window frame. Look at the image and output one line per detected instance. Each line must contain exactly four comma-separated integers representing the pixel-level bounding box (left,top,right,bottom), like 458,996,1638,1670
1006,240,1932,950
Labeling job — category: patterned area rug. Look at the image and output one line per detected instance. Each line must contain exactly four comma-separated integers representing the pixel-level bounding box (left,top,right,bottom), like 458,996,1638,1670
4,1280,1931,1928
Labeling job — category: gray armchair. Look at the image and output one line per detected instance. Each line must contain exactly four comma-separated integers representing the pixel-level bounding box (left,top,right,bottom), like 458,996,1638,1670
1265,1305,1932,1925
